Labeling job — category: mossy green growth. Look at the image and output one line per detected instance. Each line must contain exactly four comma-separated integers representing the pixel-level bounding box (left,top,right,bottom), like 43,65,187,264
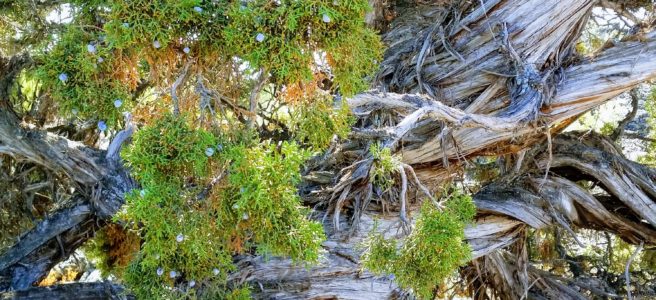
223,0,382,95
119,116,324,299
83,224,141,278
361,189,476,299
104,0,382,96
104,0,226,51
370,143,401,192
34,26,131,128
200,285,252,300
122,113,216,186
221,141,325,262
291,96,355,151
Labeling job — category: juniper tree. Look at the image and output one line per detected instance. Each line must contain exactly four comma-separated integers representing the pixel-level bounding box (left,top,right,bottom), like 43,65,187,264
1,0,656,299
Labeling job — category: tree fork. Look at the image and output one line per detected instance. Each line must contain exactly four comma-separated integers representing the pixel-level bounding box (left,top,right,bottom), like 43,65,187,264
1,0,656,298
0,107,134,290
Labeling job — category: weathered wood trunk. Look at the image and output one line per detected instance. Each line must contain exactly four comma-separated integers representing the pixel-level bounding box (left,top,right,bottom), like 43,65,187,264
0,282,133,300
1,0,656,299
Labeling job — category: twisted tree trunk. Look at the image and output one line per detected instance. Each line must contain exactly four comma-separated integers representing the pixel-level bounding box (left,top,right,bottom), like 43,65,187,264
0,109,134,290
1,0,656,299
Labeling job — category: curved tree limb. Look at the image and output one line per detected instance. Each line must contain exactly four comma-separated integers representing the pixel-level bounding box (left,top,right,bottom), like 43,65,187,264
0,107,135,290
625,241,643,300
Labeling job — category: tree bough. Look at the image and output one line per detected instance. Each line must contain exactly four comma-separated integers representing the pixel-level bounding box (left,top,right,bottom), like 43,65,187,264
1,0,656,298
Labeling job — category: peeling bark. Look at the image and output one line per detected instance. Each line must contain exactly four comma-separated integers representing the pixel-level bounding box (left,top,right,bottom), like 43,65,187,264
1,0,656,298
0,109,134,290
0,282,134,300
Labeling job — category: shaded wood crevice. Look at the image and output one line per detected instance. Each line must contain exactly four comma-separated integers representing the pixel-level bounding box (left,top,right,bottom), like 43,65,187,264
0,282,134,300
0,108,135,291
2,0,656,298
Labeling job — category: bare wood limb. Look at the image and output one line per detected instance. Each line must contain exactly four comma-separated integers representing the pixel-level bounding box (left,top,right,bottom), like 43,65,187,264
402,163,437,203
170,61,192,116
0,108,134,289
625,241,644,300
625,132,656,143
599,0,642,25
0,110,105,184
106,113,134,162
611,88,640,141
397,165,409,230
0,203,91,272
0,282,134,300
355,30,656,166
247,68,269,129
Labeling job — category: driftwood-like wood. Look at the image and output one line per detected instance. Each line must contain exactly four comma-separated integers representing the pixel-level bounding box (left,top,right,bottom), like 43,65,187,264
238,132,656,299
0,203,91,274
353,29,656,166
0,282,134,300
1,0,656,299
0,110,134,290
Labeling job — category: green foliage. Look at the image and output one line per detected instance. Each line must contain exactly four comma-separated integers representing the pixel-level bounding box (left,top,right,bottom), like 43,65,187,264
0,160,50,253
370,143,401,191
220,141,325,262
34,27,131,127
575,34,604,55
577,232,651,277
599,122,615,136
0,196,36,252
12,0,384,297
31,0,382,132
323,25,382,96
122,113,216,185
223,0,381,93
361,189,476,299
640,249,656,271
0,1,57,55
291,96,354,150
104,0,381,95
358,221,398,275
604,238,647,274
83,224,141,278
104,0,225,51
199,285,252,300
119,116,324,298
8,71,41,115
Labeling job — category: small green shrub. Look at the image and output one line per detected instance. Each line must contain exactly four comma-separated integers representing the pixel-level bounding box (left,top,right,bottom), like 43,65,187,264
34,27,132,128
221,141,325,262
223,0,381,93
370,143,401,191
291,95,354,151
122,113,216,186
199,285,252,300
358,221,398,275
361,189,476,299
119,116,324,299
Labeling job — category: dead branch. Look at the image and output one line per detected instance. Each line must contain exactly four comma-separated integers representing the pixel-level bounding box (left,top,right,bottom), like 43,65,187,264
0,282,134,300
611,88,640,141
247,68,269,128
170,60,192,116
625,241,644,300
